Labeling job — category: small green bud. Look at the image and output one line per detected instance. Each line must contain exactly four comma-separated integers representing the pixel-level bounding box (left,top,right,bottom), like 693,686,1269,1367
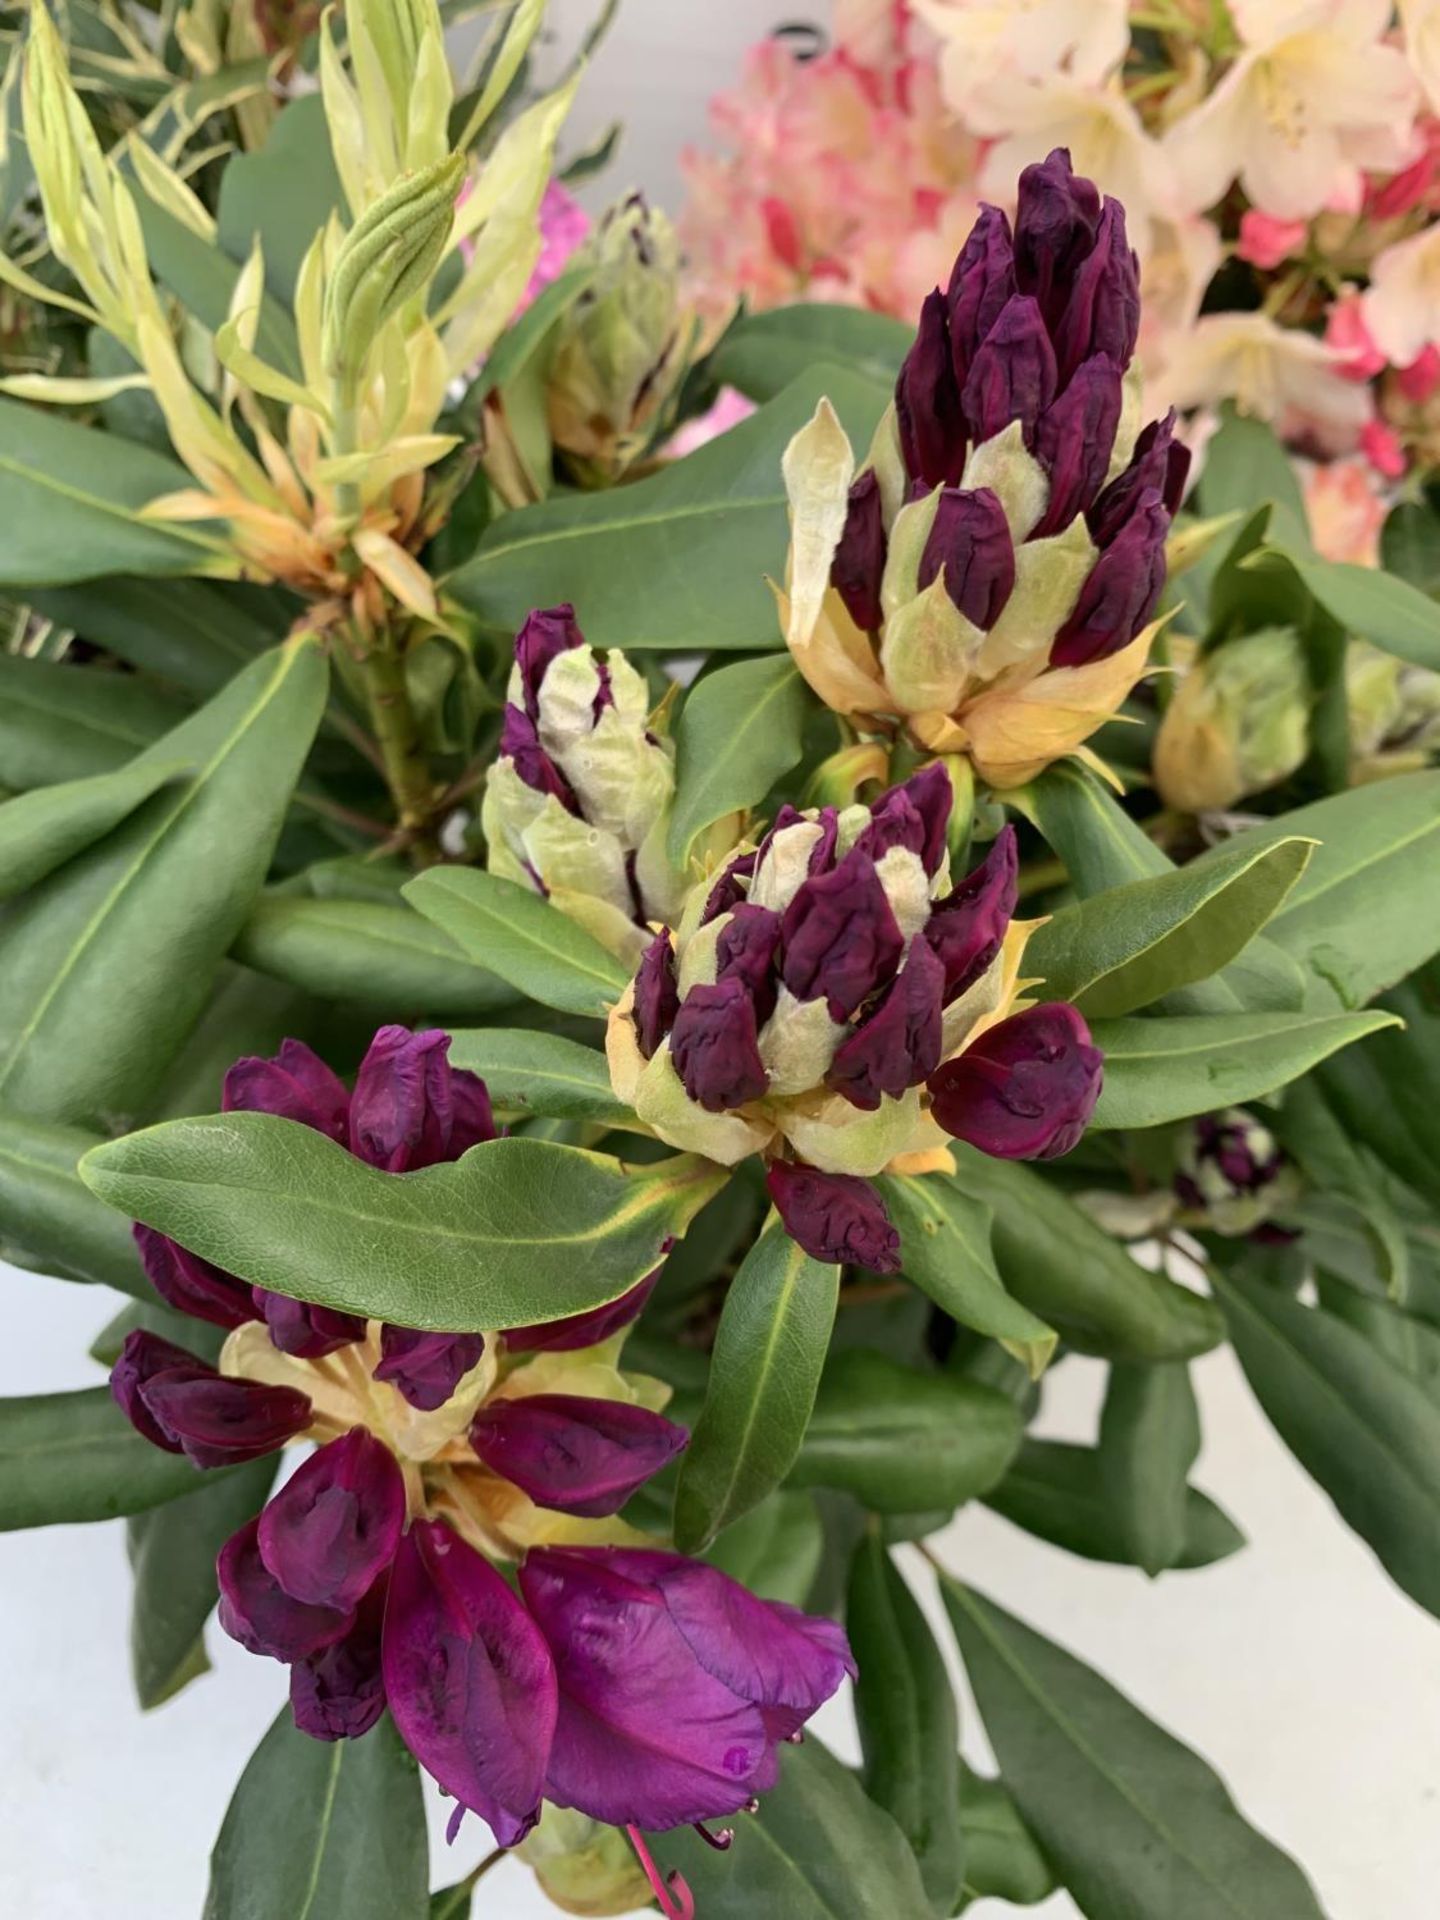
1348,639,1440,778
517,1805,653,1916
1154,627,1310,813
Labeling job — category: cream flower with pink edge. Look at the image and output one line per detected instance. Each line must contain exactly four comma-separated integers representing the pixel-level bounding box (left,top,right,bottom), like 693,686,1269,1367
1402,0,1440,116
1363,225,1440,368
914,0,1130,90
1156,311,1371,453
1296,457,1388,566
1164,0,1420,221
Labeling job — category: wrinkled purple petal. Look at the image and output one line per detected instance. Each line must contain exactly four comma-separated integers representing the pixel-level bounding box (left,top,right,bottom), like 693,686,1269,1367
133,1223,256,1331
383,1519,556,1848
946,203,1016,378
290,1574,389,1741
765,1162,901,1274
780,848,904,1022
222,1038,351,1144
854,764,953,877
1089,409,1190,546
140,1371,312,1471
715,903,783,1026
111,1329,206,1453
252,1289,365,1359
634,929,680,1060
825,935,945,1109
504,1267,661,1354
830,469,887,632
1033,355,1123,536
374,1326,487,1413
700,850,756,925
929,1001,1103,1160
961,294,1057,449
896,289,967,487
1052,199,1140,384
515,604,585,719
257,1428,405,1613
469,1393,688,1517
922,825,1018,1002
348,1026,455,1171
217,1517,354,1661
1013,148,1101,332
1051,488,1168,667
500,704,583,812
917,485,1015,627
669,978,769,1112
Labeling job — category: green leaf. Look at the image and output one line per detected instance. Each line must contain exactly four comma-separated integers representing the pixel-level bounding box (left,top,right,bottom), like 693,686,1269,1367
403,867,629,1020
1314,961,1440,1198
215,94,343,306
0,1387,210,1530
1096,1363,1201,1576
879,1173,1055,1373
848,1534,965,1914
1025,835,1314,1018
472,259,597,403
0,1108,148,1295
232,896,517,1018
984,1438,1245,1571
0,652,186,787
941,1580,1327,1920
90,1297,225,1369
667,655,812,871
30,576,284,700
790,1350,1021,1512
127,1455,278,1709
1275,1079,1407,1299
673,1220,838,1552
703,1489,824,1606
950,1149,1224,1361
1215,1263,1440,1619
446,365,891,652
0,399,220,586
0,639,328,1129
1316,1273,1440,1398
1380,500,1440,594
0,757,189,900
81,1112,724,1331
958,1765,1057,1910
1089,1009,1400,1130
1266,546,1440,672
710,304,913,403
445,1028,632,1127
133,184,301,378
1199,405,1312,556
647,1736,932,1920
204,1710,428,1920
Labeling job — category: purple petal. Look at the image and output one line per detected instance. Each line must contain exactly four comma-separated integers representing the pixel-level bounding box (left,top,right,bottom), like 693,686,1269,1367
515,604,585,719
896,289,967,487
633,930,680,1059
765,1162,901,1273
946,203,1016,379
140,1371,312,1470
290,1574,389,1741
383,1520,557,1848
222,1038,350,1143
853,764,953,877
252,1290,365,1359
257,1428,406,1613
469,1394,687,1518
374,1326,487,1413
830,470,887,632
961,294,1057,449
1052,199,1140,384
349,1026,492,1171
922,825,1018,1001
700,850,757,925
133,1223,256,1331
929,1001,1103,1160
669,978,769,1112
826,935,945,1109
1088,409,1190,546
1033,355,1124,536
715,903,783,1026
500,704,583,812
111,1330,206,1452
1013,147,1101,332
917,486,1015,626
503,1267,662,1354
1051,488,1169,667
217,1517,354,1661
779,848,904,1022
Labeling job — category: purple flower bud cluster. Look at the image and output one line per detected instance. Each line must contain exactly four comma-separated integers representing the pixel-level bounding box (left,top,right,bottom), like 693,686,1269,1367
830,149,1189,673
1173,1108,1299,1243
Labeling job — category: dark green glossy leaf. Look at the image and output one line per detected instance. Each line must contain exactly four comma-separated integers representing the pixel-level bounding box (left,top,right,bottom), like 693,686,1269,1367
790,1350,1021,1512
942,1580,1327,1920
1097,1363,1201,1576
984,1438,1245,1570
134,185,300,377
1268,546,1440,671
950,1149,1224,1361
1316,1273,1440,1398
958,1765,1057,1910
1199,406,1312,556
1216,1263,1440,1618
1275,1079,1407,1298
647,1735,931,1919
0,1109,148,1295
445,1028,632,1127
215,94,343,305
0,757,189,900
848,1534,964,1914
710,304,912,402
667,655,813,871
674,1220,838,1552
204,1710,428,1920
403,867,629,1019
1380,501,1440,594
30,576,285,700
0,652,185,788
0,1387,210,1530
1313,960,1440,1199
81,1112,725,1331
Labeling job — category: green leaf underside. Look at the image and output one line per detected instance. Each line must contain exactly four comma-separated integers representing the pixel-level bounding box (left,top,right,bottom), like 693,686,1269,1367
0,1387,212,1530
0,758,190,900
81,1113,724,1331
0,1108,148,1295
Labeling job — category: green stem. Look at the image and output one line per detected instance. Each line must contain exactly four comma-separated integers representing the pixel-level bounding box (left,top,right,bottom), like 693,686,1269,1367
359,618,438,856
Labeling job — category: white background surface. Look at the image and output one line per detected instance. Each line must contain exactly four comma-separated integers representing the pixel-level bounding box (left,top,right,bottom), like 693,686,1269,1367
5,3,1440,1914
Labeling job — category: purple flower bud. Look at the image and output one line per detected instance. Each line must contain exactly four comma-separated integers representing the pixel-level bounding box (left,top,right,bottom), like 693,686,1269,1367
896,289,967,487
383,1519,557,1849
669,977,769,1112
780,849,904,1022
515,604,585,719
961,295,1057,448
222,1038,350,1144
1051,488,1169,668
290,1575,388,1741
111,1329,206,1452
139,1370,313,1470
504,1267,662,1354
217,1516,353,1662
1033,355,1124,536
348,1026,495,1172
765,1162,902,1273
633,929,680,1059
1013,148,1101,332
853,763,953,877
373,1326,487,1412
929,1002,1103,1160
917,485,1016,627
469,1394,688,1518
700,850,756,924
922,825,1018,1001
830,470,888,632
1052,201,1140,384
946,203,1016,378
1089,410,1191,546
500,704,583,813
251,1290,365,1359
518,1546,854,1829
257,1429,405,1613
133,1223,256,1331
716,903,783,1025
825,935,945,1109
